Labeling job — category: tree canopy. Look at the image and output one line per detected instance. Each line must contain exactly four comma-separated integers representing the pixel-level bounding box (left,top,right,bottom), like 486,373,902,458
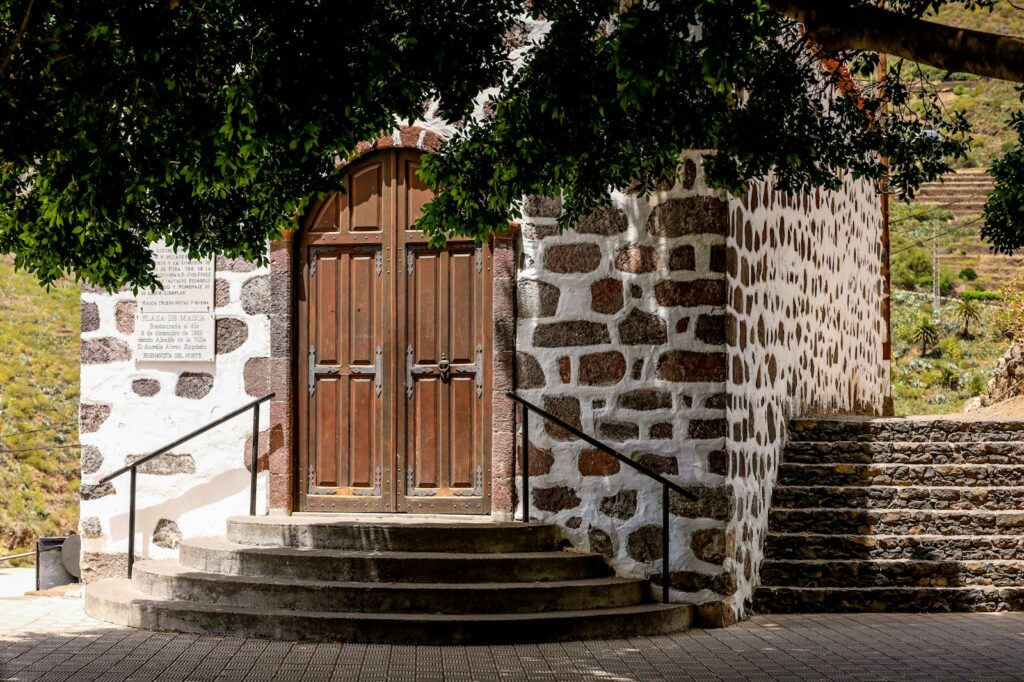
1,0,1022,290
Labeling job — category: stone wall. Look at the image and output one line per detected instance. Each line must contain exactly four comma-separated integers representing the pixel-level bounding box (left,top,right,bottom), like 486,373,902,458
78,256,272,581
516,162,889,623
723,176,890,618
516,153,737,622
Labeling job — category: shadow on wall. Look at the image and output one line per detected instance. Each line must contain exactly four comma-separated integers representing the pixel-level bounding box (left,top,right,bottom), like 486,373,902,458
105,467,254,556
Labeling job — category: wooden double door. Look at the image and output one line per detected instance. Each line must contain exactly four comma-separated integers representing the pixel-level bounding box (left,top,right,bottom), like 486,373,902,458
297,149,493,513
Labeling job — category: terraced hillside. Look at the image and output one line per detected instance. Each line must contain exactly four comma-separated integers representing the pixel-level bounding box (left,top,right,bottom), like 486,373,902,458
0,256,80,557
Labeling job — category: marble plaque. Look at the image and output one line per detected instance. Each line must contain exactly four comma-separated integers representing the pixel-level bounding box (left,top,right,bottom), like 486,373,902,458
136,242,215,361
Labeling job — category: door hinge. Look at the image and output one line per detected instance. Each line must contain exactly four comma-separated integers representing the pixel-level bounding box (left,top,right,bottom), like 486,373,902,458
308,345,339,397
405,345,432,399
406,467,436,497
476,345,484,398
353,466,382,497
374,345,383,396
453,465,484,497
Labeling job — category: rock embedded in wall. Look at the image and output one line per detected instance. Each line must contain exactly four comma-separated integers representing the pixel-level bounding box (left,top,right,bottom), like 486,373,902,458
80,404,111,433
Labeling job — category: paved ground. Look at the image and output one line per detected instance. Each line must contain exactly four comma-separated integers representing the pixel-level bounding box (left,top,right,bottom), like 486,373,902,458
0,569,34,599
2,595,1024,681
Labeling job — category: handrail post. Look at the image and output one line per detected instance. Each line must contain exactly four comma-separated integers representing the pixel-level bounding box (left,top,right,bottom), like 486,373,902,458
250,403,260,516
662,484,669,604
128,467,137,579
522,404,530,524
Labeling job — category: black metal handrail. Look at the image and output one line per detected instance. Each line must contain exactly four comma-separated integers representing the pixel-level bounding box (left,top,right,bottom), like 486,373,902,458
99,392,275,578
507,392,696,604
0,547,59,563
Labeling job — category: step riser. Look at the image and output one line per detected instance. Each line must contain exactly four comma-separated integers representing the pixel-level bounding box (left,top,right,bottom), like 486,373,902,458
85,590,692,645
770,510,1024,536
779,464,1024,487
785,441,1024,465
773,487,1024,512
765,535,1024,561
132,570,646,615
226,520,563,553
789,420,1024,443
179,544,612,583
755,587,1023,614
760,561,1024,589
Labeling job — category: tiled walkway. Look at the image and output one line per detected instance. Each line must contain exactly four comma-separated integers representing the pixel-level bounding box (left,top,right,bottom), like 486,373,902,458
2,595,1024,681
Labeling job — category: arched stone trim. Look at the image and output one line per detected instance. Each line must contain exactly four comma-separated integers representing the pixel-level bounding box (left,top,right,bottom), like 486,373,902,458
265,143,517,516
353,125,446,156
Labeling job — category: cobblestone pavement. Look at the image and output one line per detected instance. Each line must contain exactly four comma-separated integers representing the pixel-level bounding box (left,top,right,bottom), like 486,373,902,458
2,595,1024,681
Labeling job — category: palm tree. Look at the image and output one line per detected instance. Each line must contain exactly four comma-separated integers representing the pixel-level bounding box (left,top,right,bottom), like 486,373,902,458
954,298,982,338
912,316,940,355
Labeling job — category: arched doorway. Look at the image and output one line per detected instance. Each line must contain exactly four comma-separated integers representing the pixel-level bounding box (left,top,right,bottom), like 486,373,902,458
296,149,493,513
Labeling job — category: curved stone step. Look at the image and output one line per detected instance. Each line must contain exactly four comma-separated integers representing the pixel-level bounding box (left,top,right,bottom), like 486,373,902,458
769,508,1024,536
772,486,1024,512
86,579,692,644
760,559,1024,589
755,585,1024,614
764,533,1024,561
131,560,646,614
784,441,1024,466
789,419,1024,444
778,463,1024,487
179,537,613,583
225,515,563,553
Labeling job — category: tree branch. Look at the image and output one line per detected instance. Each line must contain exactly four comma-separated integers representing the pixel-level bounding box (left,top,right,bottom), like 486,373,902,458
0,0,35,78
765,0,1024,83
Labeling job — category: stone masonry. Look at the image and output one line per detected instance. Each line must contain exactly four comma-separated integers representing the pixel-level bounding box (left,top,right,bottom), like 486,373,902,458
78,257,272,582
517,158,889,624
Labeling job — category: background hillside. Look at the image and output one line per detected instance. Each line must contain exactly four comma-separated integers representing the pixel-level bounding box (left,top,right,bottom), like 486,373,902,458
0,256,80,558
886,4,1024,415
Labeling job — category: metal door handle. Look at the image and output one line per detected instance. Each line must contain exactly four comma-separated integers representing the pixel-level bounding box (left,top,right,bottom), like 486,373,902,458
438,355,450,378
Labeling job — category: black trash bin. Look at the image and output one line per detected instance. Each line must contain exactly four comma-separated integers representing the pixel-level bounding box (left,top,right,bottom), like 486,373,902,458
36,536,76,590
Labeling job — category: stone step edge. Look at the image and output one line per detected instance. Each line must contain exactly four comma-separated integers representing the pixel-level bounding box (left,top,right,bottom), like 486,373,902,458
757,586,1020,594
770,508,1024,515
762,559,1024,566
767,533,1024,540
89,580,684,621
780,463,1024,469
182,537,601,561
228,515,550,530
775,485,1024,491
85,579,693,643
134,559,643,591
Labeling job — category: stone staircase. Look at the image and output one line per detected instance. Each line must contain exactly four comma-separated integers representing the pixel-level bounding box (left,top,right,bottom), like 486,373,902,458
85,515,692,643
757,417,1024,613
914,169,993,219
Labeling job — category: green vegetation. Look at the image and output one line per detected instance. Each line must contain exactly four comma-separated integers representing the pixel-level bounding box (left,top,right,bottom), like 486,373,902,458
0,256,80,559
892,291,1011,415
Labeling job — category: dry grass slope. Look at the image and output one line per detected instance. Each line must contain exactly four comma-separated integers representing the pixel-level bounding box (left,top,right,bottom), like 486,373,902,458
0,256,80,556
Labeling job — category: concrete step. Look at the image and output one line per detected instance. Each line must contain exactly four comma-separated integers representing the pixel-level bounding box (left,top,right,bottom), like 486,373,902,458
778,463,1024,487
131,560,646,614
760,559,1024,589
764,533,1024,561
772,486,1024,512
225,515,563,552
755,585,1024,613
85,579,692,644
769,509,1024,536
179,537,613,583
784,440,1024,465
789,419,1024,443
